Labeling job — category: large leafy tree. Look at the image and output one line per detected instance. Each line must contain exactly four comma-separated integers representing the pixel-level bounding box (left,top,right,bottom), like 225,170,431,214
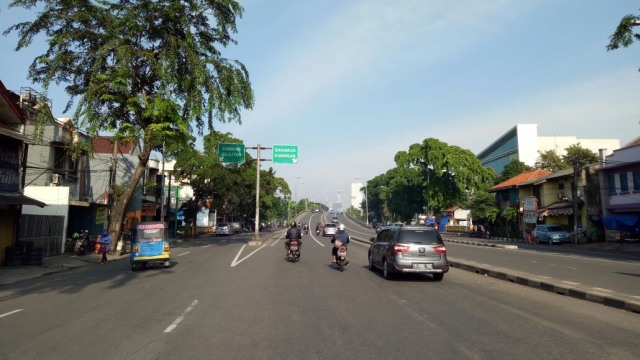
6,0,254,248
535,149,568,172
397,138,495,213
562,143,599,169
469,190,499,224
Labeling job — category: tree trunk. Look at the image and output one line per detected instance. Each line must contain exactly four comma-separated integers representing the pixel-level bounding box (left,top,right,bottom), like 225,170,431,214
108,145,153,254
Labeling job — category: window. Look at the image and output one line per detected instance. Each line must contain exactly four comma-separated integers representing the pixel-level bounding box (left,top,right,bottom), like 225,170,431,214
607,174,616,194
620,173,629,193
633,170,640,192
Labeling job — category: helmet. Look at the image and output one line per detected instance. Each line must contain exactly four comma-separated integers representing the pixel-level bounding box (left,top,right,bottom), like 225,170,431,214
338,224,345,231
290,221,297,228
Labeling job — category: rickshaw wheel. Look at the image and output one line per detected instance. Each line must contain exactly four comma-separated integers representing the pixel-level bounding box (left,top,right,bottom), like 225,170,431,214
164,260,170,268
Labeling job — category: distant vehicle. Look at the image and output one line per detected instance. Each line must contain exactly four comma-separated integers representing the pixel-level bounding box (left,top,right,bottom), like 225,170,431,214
229,222,242,234
216,223,231,236
331,216,339,224
323,223,337,237
368,225,449,281
533,224,570,244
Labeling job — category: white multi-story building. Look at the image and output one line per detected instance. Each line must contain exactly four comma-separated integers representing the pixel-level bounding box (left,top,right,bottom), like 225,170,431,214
477,124,620,174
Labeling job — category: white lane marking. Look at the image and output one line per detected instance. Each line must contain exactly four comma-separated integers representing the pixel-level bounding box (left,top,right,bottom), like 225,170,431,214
203,245,211,248
562,281,580,286
592,287,614,293
164,300,198,333
231,244,267,267
177,251,191,257
0,309,23,319
270,233,285,246
309,232,325,247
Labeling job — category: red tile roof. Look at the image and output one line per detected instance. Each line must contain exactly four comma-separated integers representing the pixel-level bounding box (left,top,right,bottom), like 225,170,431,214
490,169,551,192
93,136,137,155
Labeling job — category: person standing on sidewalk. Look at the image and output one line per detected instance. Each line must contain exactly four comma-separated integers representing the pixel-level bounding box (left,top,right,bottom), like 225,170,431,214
98,229,112,264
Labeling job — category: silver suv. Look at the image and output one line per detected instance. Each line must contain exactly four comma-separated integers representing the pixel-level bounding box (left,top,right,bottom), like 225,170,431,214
368,225,449,281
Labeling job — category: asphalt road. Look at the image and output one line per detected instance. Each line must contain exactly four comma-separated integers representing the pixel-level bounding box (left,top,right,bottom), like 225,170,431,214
0,213,639,359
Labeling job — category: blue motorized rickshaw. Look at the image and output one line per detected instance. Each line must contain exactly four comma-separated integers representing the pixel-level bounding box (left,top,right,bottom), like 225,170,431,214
130,222,171,271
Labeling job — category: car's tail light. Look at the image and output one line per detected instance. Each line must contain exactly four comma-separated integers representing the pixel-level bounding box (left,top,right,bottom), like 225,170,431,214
433,245,446,254
393,245,410,253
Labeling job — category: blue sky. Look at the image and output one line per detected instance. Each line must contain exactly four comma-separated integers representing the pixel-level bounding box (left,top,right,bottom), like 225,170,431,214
1,0,639,207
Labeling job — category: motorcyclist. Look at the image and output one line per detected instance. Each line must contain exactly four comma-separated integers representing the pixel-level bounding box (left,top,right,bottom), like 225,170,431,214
285,221,302,257
315,222,322,234
303,223,309,234
331,224,350,263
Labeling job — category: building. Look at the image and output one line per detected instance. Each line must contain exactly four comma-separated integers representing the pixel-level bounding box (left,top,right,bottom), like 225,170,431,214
0,82,46,265
477,124,620,174
599,141,640,241
21,112,94,255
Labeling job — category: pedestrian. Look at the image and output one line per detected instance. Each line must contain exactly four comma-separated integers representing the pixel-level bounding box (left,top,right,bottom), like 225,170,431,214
98,229,112,264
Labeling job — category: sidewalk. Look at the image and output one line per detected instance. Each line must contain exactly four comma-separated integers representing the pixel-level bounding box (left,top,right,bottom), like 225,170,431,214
0,231,281,287
0,251,129,286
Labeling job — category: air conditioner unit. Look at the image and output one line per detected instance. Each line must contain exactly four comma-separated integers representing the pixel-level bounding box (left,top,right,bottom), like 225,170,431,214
51,174,60,185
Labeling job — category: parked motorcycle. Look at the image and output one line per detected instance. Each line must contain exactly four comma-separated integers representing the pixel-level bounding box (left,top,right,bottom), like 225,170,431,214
287,240,301,262
335,241,348,272
74,236,86,256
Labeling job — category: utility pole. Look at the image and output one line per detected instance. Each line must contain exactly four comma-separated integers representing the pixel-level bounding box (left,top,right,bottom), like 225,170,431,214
107,139,118,232
573,162,579,244
160,142,166,224
247,145,271,245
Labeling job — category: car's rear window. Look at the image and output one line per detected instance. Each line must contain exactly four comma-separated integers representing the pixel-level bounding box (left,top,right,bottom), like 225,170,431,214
218,223,228,227
397,229,443,245
324,224,336,228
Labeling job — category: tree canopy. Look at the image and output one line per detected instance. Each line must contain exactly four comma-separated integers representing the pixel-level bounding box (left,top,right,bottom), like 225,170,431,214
366,138,495,223
173,131,289,224
6,0,255,245
535,149,568,173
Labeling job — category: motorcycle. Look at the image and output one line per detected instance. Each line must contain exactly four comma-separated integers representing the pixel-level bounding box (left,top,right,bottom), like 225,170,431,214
74,236,86,256
287,240,301,262
334,240,348,272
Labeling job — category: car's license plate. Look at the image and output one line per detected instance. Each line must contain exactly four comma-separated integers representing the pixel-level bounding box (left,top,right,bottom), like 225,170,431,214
414,263,433,270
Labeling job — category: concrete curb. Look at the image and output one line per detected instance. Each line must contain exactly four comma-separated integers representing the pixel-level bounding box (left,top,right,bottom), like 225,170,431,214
448,258,640,314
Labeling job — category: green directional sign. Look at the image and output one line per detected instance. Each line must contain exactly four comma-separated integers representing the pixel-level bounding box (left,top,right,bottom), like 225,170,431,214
272,144,299,164
218,143,245,164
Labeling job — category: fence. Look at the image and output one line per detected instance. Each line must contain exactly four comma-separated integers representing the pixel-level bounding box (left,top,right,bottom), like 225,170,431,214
19,214,65,256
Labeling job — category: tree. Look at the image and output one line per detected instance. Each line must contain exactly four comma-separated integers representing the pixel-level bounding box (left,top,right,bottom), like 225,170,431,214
562,143,599,169
397,138,495,213
498,159,532,183
535,149,568,172
469,190,499,224
607,12,640,53
6,0,254,249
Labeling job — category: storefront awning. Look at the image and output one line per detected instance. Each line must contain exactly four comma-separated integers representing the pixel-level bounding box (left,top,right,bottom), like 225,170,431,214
604,213,640,234
538,199,583,217
0,191,46,207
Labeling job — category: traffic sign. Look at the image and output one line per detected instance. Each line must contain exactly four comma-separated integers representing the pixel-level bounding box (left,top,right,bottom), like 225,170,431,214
218,143,245,164
272,144,299,164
